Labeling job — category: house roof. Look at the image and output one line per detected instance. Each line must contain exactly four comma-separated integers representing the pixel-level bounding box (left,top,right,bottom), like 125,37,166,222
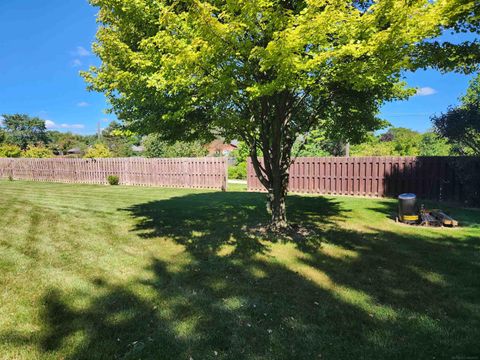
207,140,237,155
131,145,145,152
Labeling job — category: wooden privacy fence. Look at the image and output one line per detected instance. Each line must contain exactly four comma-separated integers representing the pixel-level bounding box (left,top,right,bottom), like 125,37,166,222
247,156,480,203
0,157,228,190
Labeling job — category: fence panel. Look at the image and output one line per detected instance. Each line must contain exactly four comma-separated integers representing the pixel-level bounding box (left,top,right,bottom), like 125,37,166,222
247,156,480,203
0,157,228,190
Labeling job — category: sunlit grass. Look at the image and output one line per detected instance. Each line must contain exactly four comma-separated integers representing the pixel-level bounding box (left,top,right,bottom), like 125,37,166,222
0,180,479,359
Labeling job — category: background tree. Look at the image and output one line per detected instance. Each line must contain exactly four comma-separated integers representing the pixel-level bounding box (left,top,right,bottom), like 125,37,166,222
432,105,480,155
432,74,480,155
292,129,344,157
143,134,208,158
228,141,251,180
102,121,140,157
381,127,422,156
47,131,94,155
350,134,396,156
349,127,452,156
84,0,474,229
1,114,49,150
419,132,451,156
461,74,480,105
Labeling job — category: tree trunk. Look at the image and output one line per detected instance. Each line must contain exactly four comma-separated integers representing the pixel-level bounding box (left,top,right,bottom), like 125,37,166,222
250,151,290,230
246,92,295,230
268,186,288,230
269,157,290,229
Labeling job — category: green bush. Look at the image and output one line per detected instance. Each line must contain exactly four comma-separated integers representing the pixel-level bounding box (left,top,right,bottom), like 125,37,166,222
22,146,54,158
228,162,247,180
84,144,112,158
0,144,22,158
107,175,120,186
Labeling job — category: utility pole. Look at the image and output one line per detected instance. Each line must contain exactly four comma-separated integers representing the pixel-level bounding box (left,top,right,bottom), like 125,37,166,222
345,142,350,157
97,121,101,141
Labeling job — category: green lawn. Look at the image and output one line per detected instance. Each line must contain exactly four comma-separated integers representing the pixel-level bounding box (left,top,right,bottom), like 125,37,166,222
0,180,479,360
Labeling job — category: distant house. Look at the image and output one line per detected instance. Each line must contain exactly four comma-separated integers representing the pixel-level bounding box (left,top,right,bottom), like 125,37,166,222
207,140,237,156
131,145,145,153
67,147,82,155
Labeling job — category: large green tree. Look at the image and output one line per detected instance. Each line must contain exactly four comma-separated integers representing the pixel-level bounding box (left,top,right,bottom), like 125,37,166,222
1,114,49,150
432,74,480,155
84,0,476,229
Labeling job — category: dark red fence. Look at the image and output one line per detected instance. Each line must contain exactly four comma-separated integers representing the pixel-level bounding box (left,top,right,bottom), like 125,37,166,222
247,156,480,203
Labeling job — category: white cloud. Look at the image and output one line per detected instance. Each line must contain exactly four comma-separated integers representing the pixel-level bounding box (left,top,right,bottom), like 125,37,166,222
77,101,90,107
45,120,56,129
71,46,91,57
416,87,437,96
72,59,82,67
60,124,85,129
44,120,85,130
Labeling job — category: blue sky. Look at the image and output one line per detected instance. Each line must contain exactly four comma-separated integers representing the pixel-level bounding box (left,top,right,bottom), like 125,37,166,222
0,0,477,135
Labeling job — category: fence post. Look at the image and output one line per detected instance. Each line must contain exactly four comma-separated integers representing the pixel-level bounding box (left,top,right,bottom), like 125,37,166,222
222,157,228,192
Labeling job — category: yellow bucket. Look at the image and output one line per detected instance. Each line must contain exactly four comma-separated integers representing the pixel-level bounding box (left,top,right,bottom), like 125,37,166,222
402,215,419,222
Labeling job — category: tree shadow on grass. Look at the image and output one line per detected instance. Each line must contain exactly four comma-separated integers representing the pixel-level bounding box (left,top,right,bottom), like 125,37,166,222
3,191,480,359
122,191,348,256
29,256,381,360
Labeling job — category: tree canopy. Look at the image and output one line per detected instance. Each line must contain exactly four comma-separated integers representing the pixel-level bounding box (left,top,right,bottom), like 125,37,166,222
432,74,480,155
1,114,49,150
84,0,478,228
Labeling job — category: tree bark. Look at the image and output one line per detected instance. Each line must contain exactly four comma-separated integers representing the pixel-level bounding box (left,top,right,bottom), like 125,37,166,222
244,92,295,230
268,173,289,230
248,126,292,230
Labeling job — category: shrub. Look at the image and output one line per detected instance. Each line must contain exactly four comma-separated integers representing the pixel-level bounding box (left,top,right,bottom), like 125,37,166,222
84,144,112,158
228,162,247,180
22,146,54,158
107,175,120,185
0,144,22,158
8,175,14,181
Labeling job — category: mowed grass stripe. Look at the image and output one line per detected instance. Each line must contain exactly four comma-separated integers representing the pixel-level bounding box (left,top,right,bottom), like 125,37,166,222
0,180,479,360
